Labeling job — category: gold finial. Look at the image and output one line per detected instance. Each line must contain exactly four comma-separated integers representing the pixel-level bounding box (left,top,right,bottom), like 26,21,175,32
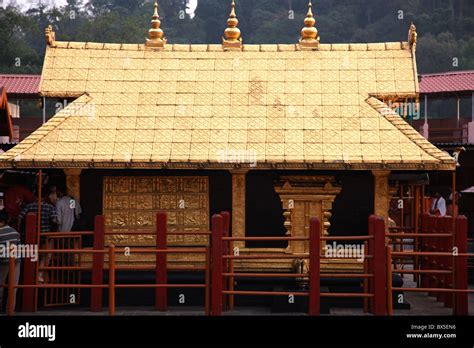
299,1,320,49
146,0,167,49
222,0,243,50
45,25,56,46
408,22,417,50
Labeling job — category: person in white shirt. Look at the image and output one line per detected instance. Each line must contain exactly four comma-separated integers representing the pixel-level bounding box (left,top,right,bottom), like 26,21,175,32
55,186,82,232
430,192,446,217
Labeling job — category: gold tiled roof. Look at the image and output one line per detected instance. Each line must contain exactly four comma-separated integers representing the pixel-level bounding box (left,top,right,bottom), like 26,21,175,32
0,41,455,170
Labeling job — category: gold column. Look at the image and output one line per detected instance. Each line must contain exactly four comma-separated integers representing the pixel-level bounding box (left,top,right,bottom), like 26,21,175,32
64,169,82,200
231,170,247,249
372,170,391,227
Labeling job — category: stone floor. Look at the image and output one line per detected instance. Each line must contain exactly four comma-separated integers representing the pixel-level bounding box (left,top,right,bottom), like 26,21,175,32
333,284,462,316
6,292,473,317
4,273,473,316
333,273,474,316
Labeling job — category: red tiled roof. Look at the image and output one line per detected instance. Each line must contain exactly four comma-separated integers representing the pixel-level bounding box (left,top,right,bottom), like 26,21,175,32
0,74,41,97
420,70,474,94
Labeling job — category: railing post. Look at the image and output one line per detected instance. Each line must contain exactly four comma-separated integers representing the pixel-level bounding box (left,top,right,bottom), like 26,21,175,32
420,214,430,288
7,256,16,316
211,214,223,316
440,216,453,306
444,215,454,308
386,246,393,316
372,215,387,316
220,211,230,310
108,245,116,316
308,217,320,316
22,212,37,312
204,246,211,316
435,216,443,301
155,212,168,311
427,215,437,296
363,241,369,313
90,215,105,312
368,215,375,313
436,217,445,303
454,215,468,315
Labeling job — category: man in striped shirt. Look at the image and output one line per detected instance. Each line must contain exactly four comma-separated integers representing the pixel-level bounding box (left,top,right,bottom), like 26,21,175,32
18,193,58,234
0,209,21,311
18,191,58,283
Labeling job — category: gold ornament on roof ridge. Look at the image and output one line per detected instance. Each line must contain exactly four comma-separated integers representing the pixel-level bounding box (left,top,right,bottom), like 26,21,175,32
408,22,417,50
146,0,167,49
45,25,56,46
299,1,320,49
223,0,243,50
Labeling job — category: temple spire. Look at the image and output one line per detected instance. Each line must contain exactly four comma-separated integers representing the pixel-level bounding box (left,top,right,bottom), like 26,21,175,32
222,0,242,50
408,22,417,51
45,25,56,46
299,1,320,49
146,0,167,49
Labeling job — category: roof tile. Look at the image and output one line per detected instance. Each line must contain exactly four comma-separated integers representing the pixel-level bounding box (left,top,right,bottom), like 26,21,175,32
420,71,474,94
0,74,41,96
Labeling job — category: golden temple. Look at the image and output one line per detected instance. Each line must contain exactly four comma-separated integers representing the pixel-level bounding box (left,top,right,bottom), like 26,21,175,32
0,1,456,271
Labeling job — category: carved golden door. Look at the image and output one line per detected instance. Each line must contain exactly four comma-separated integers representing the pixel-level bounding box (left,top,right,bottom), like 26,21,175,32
103,176,209,247
274,176,341,255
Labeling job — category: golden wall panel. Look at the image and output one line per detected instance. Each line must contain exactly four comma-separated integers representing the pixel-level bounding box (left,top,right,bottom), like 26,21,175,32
103,176,209,246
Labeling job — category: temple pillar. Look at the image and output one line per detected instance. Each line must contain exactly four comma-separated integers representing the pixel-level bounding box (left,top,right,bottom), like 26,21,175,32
64,169,82,201
372,170,391,228
230,170,247,249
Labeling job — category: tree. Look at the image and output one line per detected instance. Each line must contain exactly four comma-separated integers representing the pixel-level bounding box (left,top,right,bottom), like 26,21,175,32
417,32,462,73
0,0,473,74
460,37,474,70
0,6,41,73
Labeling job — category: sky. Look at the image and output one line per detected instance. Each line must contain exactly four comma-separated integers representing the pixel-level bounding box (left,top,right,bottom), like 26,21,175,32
3,0,199,15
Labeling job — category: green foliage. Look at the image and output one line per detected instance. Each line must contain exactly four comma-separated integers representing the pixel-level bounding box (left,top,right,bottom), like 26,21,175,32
417,32,463,73
0,0,473,74
0,6,41,73
460,37,474,70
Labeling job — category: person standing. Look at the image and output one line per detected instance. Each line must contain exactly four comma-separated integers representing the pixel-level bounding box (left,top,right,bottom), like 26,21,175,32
17,191,58,283
56,186,82,233
0,210,21,311
47,185,58,206
430,192,447,217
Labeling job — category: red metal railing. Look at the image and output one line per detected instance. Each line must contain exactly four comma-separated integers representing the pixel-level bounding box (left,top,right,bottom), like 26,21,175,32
6,245,210,316
317,215,386,315
386,215,469,315
211,214,388,316
210,213,321,315
42,231,91,307
5,212,468,316
5,212,211,316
